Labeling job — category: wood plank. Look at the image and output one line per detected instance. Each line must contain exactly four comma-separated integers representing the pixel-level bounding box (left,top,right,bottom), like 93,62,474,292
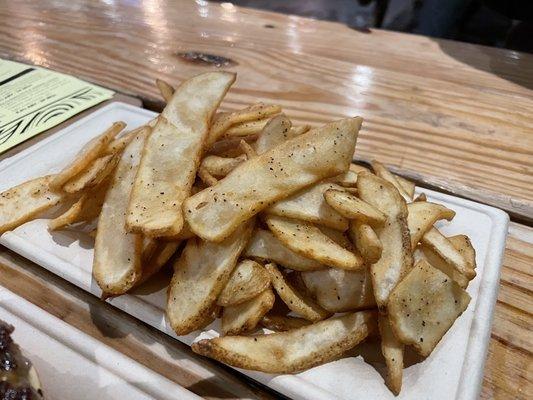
0,1,531,220
0,249,278,400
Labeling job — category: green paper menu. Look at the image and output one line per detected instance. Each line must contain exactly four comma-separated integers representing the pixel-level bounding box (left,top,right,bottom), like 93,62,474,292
0,59,114,154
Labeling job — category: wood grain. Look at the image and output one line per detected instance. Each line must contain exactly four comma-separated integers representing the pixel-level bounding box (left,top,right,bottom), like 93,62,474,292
0,248,279,400
0,1,531,220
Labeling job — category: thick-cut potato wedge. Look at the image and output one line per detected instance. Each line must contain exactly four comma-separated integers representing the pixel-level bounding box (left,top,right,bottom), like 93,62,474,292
62,154,118,194
137,241,180,286
324,189,386,226
48,180,109,230
267,183,349,231
331,163,371,187
185,117,363,242
105,119,159,155
207,103,282,147
301,268,375,312
422,228,475,279
370,160,410,200
357,173,412,309
224,118,272,137
156,78,175,102
200,154,246,178
127,72,235,237
379,314,403,396
420,244,469,288
221,288,275,335
449,235,476,277
166,220,253,335
388,260,471,356
265,263,329,321
0,175,64,235
244,229,326,271
260,314,311,331
407,201,456,249
395,174,415,199
51,122,125,189
192,310,375,373
349,221,383,264
217,259,271,307
254,114,292,155
265,215,364,270
93,128,149,295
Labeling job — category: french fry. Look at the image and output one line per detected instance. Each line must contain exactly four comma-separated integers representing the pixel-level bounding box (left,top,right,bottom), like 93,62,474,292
224,118,272,138
207,103,282,146
324,189,386,226
265,263,329,321
265,215,364,271
260,314,311,331
127,72,235,237
357,173,412,309
254,114,292,155
0,175,64,234
289,125,311,136
197,166,218,187
192,310,376,374
422,227,476,279
93,127,150,295
105,120,158,154
244,229,326,271
156,78,175,102
137,241,180,286
379,314,403,396
301,268,376,312
50,122,125,189
395,174,415,199
166,220,253,335
331,163,371,187
370,160,411,201
184,117,363,242
267,182,349,231
349,221,383,264
221,288,275,335
217,259,271,307
239,139,257,159
407,201,455,249
62,154,118,194
200,154,246,178
388,260,470,357
208,135,258,157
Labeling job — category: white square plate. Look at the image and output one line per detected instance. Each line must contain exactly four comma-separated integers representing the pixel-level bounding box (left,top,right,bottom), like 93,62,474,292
0,102,509,400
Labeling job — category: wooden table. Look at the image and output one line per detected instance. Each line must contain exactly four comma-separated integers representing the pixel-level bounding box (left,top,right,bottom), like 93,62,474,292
0,1,531,399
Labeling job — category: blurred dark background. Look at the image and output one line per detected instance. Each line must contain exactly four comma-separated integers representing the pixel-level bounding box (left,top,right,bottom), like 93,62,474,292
215,0,533,53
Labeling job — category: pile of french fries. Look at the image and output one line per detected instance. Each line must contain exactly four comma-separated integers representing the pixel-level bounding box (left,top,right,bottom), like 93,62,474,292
0,72,476,395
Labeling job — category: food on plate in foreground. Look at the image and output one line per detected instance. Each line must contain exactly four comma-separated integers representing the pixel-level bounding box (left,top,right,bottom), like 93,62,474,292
0,71,478,396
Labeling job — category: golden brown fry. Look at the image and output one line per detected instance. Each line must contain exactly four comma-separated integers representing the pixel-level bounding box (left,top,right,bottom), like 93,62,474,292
260,314,311,331
185,117,363,242
244,229,326,271
197,166,218,187
156,78,175,102
254,114,292,155
332,163,371,187
221,288,275,335
137,241,180,286
265,263,329,322
267,182,349,231
217,259,271,307
192,310,375,374
200,154,246,178
349,221,383,264
93,128,149,295
265,215,364,271
357,173,412,309
420,244,469,288
289,125,311,136
239,139,257,159
166,220,253,335
0,176,64,234
422,227,475,280
105,120,158,154
324,189,386,226
51,122,125,190
207,103,282,146
407,201,456,249
127,72,235,237
395,174,415,199
301,268,376,312
224,118,271,138
388,260,470,357
370,160,410,200
208,135,258,157
379,314,403,396
62,154,118,194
